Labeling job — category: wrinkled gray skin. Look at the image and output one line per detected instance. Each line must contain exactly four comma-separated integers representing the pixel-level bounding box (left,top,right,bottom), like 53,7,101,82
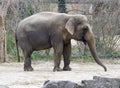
15,12,107,72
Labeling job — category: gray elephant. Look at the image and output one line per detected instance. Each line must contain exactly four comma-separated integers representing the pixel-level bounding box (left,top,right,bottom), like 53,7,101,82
15,12,107,71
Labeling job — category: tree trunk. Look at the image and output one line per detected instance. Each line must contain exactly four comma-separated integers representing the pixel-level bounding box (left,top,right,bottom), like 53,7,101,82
0,15,6,62
0,0,9,62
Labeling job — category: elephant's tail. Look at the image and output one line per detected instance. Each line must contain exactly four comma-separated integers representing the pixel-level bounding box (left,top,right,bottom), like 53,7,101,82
15,31,20,62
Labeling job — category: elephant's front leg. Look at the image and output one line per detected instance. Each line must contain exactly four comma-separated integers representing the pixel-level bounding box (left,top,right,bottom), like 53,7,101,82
53,43,63,72
63,42,72,71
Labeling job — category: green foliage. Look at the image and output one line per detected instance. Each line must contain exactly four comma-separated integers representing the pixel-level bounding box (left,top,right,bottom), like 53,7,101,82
7,34,17,60
113,52,120,58
31,51,53,60
71,54,94,62
99,53,113,58
99,52,120,58
58,0,67,13
20,4,34,19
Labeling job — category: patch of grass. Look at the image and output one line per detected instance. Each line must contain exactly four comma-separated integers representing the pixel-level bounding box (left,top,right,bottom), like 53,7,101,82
112,51,120,58
71,54,94,62
99,53,112,58
99,51,120,58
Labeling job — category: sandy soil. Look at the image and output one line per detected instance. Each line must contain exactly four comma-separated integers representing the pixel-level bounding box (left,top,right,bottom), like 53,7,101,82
0,60,120,88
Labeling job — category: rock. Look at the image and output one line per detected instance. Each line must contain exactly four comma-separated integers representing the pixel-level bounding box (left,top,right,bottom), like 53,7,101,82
42,76,120,88
41,80,82,88
82,76,120,88
0,86,9,88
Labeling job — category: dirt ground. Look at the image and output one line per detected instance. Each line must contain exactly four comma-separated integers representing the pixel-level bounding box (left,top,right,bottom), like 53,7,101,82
0,59,120,88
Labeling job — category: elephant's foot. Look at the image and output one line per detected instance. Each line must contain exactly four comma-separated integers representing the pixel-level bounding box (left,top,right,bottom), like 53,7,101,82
63,66,71,71
24,65,34,71
53,66,62,72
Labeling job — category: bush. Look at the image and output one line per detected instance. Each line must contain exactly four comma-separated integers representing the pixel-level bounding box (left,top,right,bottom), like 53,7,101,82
7,34,17,60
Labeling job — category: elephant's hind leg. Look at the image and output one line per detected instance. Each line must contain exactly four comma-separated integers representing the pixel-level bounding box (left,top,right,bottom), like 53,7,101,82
23,49,33,71
20,40,33,71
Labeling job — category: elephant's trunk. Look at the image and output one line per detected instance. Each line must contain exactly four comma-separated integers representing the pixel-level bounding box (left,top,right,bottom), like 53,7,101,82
86,38,107,72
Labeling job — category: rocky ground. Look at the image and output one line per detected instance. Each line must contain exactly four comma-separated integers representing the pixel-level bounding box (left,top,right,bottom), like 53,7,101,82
0,59,120,88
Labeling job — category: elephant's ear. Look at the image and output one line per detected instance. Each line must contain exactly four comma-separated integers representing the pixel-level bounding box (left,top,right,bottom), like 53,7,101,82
65,18,75,35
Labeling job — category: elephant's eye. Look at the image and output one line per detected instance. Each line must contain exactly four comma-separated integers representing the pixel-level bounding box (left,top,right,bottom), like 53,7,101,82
77,22,81,25
83,26,88,31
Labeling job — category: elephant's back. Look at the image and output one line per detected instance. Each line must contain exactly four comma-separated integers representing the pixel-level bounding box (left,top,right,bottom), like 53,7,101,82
19,13,48,25
18,12,67,27
38,12,67,21
38,12,66,17
16,12,67,37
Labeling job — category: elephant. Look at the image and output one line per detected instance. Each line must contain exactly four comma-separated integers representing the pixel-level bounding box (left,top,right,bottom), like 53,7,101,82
15,12,107,72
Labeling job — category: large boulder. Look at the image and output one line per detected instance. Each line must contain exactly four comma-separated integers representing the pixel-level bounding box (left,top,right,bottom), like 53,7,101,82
0,86,9,88
82,76,120,88
42,76,120,88
41,80,81,88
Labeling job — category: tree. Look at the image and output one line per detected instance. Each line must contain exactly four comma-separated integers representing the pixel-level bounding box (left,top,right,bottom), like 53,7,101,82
0,0,9,62
58,0,67,13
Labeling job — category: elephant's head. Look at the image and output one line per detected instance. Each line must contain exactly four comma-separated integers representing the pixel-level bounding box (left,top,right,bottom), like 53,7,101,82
65,15,107,71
